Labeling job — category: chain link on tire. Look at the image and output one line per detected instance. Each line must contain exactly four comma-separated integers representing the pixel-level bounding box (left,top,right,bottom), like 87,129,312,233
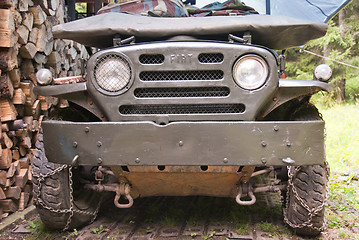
31,134,102,231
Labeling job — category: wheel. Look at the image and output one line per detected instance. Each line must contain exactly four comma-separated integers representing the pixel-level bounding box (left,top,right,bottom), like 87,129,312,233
32,133,102,230
283,103,329,236
283,165,328,236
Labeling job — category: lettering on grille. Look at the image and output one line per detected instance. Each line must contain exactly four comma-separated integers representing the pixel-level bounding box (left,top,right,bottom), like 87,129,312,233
119,104,245,115
139,70,224,81
134,87,230,98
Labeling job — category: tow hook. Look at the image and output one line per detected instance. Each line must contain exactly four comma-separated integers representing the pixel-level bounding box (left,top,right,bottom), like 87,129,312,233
114,182,134,209
236,182,256,206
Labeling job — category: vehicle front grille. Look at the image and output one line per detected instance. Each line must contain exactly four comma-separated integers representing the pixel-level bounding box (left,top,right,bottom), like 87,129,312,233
119,104,245,115
198,53,224,63
134,87,230,98
139,70,224,81
139,54,164,64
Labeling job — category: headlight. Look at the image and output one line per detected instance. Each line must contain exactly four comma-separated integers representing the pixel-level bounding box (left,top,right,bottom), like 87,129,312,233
314,64,332,82
36,69,52,85
94,54,132,93
233,55,269,90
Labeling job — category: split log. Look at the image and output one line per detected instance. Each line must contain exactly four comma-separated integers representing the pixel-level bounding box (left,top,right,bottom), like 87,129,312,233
20,81,36,105
0,148,12,169
15,168,28,188
18,191,29,211
18,0,28,12
0,199,18,213
16,25,29,44
34,52,47,64
35,25,48,52
12,88,26,105
47,0,57,10
1,132,13,149
20,42,37,59
0,9,15,30
12,149,19,161
8,68,20,88
0,46,18,71
8,119,24,130
19,156,29,169
0,0,14,7
19,145,26,157
0,73,14,99
20,60,36,83
0,29,17,48
13,11,22,28
28,6,46,25
0,171,6,185
0,99,17,122
28,27,38,44
0,188,5,200
21,12,33,31
4,186,21,199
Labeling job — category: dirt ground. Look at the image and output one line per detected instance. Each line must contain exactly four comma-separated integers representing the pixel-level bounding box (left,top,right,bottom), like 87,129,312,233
1,187,358,240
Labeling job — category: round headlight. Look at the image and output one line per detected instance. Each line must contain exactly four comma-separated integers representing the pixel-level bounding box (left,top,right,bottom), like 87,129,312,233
233,55,269,90
36,69,52,85
94,54,131,93
314,64,332,82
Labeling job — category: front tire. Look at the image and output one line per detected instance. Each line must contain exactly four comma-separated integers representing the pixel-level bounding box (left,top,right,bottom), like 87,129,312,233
284,164,328,236
32,134,102,230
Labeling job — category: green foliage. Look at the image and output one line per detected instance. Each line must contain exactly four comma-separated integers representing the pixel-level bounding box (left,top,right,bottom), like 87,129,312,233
91,225,105,234
286,0,359,104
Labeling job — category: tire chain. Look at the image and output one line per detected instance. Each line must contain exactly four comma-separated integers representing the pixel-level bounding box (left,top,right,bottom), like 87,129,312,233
32,164,102,231
283,162,330,232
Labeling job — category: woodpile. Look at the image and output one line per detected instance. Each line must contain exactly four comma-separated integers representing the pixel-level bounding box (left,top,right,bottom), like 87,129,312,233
0,0,89,219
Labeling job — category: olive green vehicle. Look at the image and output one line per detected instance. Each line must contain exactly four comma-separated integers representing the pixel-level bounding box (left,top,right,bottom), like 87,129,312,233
31,5,337,236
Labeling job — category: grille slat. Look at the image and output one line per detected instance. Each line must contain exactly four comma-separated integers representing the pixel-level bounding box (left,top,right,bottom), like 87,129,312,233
134,87,230,98
198,53,224,63
119,104,245,115
139,54,164,64
139,70,224,81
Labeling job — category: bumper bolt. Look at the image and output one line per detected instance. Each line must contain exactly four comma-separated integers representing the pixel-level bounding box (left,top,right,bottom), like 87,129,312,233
178,141,184,147
223,158,228,163
286,142,292,147
274,125,279,131
85,127,90,133
261,158,267,164
97,157,103,164
72,141,78,148
261,141,267,147
135,158,140,163
97,141,102,147
282,157,295,164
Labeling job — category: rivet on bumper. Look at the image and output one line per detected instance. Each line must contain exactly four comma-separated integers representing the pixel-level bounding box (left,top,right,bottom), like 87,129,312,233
282,157,295,165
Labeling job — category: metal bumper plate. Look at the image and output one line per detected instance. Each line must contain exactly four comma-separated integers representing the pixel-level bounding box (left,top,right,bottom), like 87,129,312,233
42,120,325,166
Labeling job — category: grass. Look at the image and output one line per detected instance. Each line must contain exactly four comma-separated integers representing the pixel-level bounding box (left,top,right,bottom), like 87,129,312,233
316,103,359,174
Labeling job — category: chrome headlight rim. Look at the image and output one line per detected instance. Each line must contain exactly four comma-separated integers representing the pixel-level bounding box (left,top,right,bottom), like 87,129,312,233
232,54,269,90
92,52,134,96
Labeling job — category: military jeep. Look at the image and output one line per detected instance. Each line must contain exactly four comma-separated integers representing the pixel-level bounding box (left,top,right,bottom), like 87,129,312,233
32,0,338,236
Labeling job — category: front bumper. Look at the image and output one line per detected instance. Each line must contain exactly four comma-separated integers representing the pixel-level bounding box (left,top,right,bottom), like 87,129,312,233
42,120,325,166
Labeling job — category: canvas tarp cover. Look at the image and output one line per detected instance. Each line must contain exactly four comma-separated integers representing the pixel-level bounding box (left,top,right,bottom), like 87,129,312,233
52,13,327,49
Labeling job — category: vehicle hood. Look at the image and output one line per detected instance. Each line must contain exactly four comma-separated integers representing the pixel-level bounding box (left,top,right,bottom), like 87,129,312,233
52,13,327,50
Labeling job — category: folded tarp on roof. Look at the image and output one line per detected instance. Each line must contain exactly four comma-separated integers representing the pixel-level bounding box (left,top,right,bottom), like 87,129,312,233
53,13,327,49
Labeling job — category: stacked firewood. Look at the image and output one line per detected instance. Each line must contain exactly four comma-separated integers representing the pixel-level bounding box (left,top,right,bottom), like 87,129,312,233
0,0,89,219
